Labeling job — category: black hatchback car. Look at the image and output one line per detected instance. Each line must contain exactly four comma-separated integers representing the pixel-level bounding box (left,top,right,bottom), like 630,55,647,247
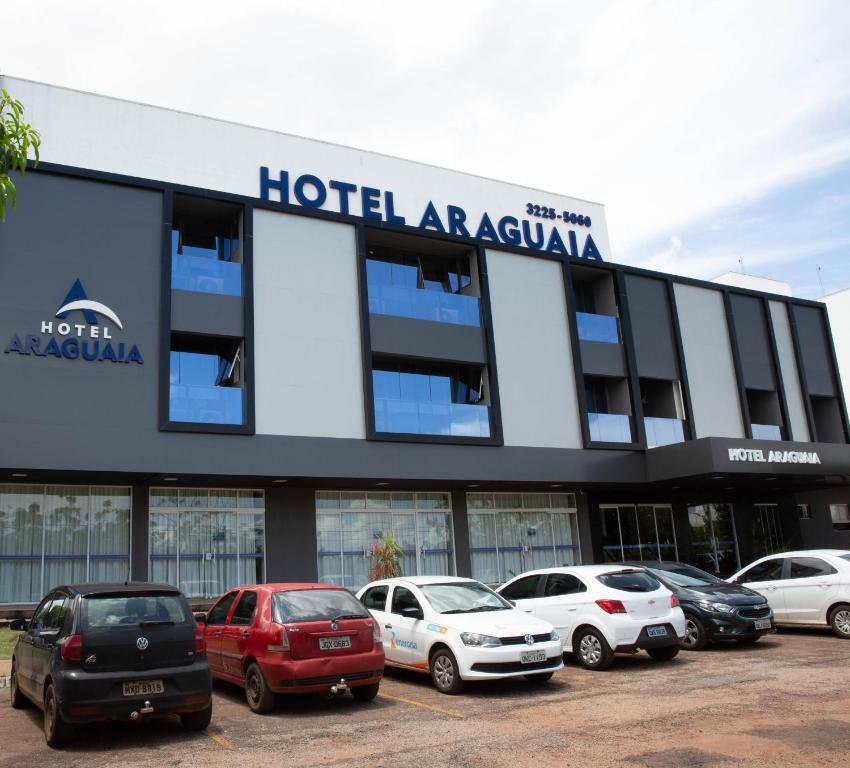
9,583,212,747
621,562,775,650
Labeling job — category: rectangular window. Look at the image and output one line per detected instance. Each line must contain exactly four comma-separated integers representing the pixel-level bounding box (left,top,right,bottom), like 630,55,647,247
752,504,784,559
0,485,131,604
797,504,812,520
830,504,850,531
149,488,265,598
687,503,740,577
171,195,243,296
599,504,678,563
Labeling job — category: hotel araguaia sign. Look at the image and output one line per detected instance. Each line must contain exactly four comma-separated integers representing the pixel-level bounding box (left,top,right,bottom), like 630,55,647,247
3,278,144,365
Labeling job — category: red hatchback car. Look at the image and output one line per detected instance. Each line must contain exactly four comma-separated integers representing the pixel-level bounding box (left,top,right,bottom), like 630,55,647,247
200,583,384,713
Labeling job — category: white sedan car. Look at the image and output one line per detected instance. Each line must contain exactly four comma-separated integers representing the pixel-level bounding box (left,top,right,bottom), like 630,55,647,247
728,549,850,638
497,565,686,670
356,576,563,694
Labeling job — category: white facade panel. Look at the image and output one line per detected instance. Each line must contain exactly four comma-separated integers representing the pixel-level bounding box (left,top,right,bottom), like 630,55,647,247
674,284,745,439
486,250,583,448
821,288,850,416
769,300,811,442
253,210,365,438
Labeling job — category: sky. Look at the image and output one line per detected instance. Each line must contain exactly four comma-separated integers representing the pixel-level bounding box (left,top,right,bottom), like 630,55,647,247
3,0,850,297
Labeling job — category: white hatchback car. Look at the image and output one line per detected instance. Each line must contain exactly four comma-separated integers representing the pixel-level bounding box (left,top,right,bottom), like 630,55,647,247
728,549,850,638
356,576,563,694
497,565,686,670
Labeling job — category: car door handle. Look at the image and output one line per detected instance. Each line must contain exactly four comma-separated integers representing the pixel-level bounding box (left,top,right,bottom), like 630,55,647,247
213,631,222,637
241,630,250,638
384,623,393,629
566,608,578,612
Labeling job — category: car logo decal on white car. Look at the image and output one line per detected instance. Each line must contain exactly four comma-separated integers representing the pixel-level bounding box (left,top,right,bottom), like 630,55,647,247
136,637,149,651
524,634,535,646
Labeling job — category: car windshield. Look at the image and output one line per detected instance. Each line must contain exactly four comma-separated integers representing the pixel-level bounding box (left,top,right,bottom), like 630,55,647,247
83,593,189,628
420,582,512,614
597,570,662,593
648,563,724,587
273,589,369,623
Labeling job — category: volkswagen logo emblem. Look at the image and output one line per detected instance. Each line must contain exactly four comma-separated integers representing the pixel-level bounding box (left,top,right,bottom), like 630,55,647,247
524,633,535,646
136,636,149,651
330,621,338,631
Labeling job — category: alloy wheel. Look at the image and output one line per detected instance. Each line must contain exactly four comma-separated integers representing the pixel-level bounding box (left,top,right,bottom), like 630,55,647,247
579,634,603,666
835,609,850,637
683,619,700,649
433,654,455,689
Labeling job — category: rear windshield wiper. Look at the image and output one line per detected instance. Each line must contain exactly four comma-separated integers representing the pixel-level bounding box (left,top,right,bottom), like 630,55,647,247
331,613,367,622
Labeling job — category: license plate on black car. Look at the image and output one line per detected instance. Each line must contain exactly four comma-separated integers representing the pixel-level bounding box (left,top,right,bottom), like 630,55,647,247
647,625,668,638
754,619,771,630
122,679,164,696
520,650,547,664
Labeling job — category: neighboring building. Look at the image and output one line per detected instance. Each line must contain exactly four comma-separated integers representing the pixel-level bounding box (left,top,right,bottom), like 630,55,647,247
712,271,792,296
820,287,850,422
1,76,849,609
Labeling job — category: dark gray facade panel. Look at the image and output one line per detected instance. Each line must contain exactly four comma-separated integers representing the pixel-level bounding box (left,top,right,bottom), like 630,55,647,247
794,487,850,551
130,484,150,581
170,289,243,338
793,305,836,397
0,173,163,441
576,492,595,565
264,487,319,582
579,339,627,378
369,313,487,365
624,275,679,381
729,293,776,391
451,490,472,578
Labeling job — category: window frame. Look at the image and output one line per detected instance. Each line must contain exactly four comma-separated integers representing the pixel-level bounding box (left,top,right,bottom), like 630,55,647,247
207,591,239,626
361,585,389,612
390,586,423,616
740,558,786,583
788,557,837,579
500,574,544,601
543,573,588,597
228,590,258,626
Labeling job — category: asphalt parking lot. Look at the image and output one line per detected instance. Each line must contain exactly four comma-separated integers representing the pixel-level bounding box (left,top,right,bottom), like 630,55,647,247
1,628,849,768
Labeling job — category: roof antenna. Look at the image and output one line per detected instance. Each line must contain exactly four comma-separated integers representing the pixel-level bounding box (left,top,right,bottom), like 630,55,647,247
737,255,746,274
816,265,826,296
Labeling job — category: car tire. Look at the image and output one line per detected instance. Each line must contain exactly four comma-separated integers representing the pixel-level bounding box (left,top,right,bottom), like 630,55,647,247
682,614,708,651
524,671,555,684
10,661,30,709
429,647,466,695
829,604,850,639
573,628,614,671
43,683,75,748
180,703,213,730
244,662,276,714
647,645,680,661
351,683,380,702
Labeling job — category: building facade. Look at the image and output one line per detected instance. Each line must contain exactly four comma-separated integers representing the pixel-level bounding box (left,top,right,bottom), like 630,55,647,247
1,76,849,607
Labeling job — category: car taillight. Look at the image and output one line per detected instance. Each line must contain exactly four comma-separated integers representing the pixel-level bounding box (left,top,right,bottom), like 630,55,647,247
60,634,83,662
194,626,206,654
595,599,627,614
670,595,680,609
372,621,381,644
267,626,290,653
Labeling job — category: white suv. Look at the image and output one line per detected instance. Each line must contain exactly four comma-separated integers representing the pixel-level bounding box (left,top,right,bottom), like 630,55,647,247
497,565,686,670
728,550,850,638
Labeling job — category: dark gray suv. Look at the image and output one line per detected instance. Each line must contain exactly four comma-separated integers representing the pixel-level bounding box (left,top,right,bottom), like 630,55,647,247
9,583,212,747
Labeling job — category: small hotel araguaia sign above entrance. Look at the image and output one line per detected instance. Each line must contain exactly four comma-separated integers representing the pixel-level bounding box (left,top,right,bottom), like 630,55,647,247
3,279,144,365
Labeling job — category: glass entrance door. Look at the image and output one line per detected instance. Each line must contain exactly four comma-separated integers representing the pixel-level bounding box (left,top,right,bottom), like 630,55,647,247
599,504,678,562
687,503,740,577
752,504,784,559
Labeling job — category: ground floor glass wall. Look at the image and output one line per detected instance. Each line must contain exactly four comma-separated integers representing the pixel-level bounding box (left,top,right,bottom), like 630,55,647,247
467,493,580,585
0,485,131,603
687,503,740,576
149,488,265,599
752,503,784,559
599,504,678,562
316,491,454,591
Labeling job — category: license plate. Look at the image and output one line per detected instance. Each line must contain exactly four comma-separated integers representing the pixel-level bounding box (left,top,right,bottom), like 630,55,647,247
122,679,163,697
754,619,772,630
319,636,352,650
520,650,547,664
647,625,668,638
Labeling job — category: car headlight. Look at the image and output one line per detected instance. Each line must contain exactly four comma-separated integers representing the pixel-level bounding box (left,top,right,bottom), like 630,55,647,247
548,630,560,642
460,632,502,647
697,600,735,615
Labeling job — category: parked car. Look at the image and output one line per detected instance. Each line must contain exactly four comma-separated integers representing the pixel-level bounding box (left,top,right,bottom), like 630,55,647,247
200,583,384,713
620,561,774,650
728,549,850,638
9,583,212,748
356,576,562,694
497,565,686,670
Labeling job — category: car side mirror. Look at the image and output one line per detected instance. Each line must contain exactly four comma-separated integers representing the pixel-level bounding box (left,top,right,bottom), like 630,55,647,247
401,606,423,620
193,612,207,625
9,618,28,631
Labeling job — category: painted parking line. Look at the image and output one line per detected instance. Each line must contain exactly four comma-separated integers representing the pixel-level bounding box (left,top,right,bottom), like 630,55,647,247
205,730,235,749
377,692,465,719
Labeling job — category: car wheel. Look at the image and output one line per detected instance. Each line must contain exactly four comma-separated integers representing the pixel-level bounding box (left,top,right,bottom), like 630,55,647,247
681,614,708,651
10,661,30,709
244,662,275,714
647,645,680,661
429,647,466,695
351,683,380,702
574,628,614,671
43,683,75,748
180,703,212,730
524,671,554,685
829,604,850,639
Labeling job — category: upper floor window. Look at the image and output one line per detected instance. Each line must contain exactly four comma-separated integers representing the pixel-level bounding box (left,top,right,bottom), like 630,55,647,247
572,266,620,343
365,232,481,327
171,195,243,297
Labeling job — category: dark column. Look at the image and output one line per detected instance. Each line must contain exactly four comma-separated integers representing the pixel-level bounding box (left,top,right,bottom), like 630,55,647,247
577,491,597,564
451,490,472,578
777,496,803,552
265,487,318,583
130,484,149,581
671,499,694,565
733,497,755,567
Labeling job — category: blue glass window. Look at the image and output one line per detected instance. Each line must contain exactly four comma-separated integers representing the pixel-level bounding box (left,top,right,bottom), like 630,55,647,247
576,312,620,343
588,412,633,443
751,423,783,440
170,350,243,425
644,417,686,448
